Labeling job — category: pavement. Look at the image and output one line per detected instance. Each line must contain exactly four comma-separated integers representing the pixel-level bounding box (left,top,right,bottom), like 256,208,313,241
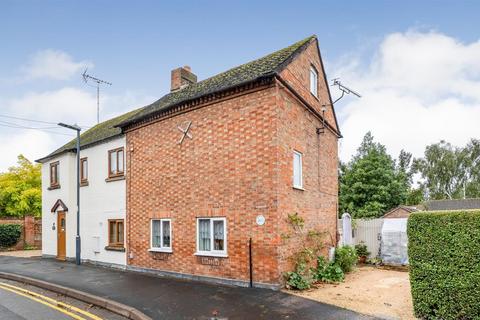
0,255,379,320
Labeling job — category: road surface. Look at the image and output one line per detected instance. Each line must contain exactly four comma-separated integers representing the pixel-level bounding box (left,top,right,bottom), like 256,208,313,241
0,279,127,320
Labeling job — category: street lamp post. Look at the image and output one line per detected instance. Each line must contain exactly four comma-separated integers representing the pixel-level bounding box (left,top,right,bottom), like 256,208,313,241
58,123,82,265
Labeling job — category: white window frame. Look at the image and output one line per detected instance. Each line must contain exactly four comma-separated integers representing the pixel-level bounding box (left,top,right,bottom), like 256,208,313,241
195,217,227,257
293,151,303,189
149,218,172,253
310,66,318,97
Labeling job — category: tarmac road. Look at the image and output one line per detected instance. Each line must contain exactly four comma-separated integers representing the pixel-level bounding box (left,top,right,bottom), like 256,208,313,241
0,279,127,320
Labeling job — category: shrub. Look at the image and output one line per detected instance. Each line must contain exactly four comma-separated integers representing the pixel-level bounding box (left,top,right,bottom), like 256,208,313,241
408,211,480,320
314,256,344,283
285,263,314,290
0,224,22,248
355,242,370,257
335,246,357,273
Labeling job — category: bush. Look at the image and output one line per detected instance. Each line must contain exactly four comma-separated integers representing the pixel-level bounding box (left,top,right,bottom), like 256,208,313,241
285,263,314,290
314,256,344,283
408,211,480,320
0,224,22,248
335,246,357,273
355,242,370,257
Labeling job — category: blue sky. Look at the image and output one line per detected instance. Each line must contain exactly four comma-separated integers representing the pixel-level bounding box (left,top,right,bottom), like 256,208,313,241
1,1,479,170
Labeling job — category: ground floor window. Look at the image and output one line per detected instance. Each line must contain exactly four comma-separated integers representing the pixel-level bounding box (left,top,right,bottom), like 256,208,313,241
196,217,227,256
108,219,124,247
150,219,172,252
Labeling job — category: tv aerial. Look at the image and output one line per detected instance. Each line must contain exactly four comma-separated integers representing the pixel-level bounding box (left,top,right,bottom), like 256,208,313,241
331,78,361,104
82,68,112,124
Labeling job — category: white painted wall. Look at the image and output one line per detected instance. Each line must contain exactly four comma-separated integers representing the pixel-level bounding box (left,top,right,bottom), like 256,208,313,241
41,136,126,266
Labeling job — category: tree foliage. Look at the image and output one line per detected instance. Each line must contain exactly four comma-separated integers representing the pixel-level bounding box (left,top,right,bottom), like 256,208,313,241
414,139,480,200
0,155,41,217
339,132,410,218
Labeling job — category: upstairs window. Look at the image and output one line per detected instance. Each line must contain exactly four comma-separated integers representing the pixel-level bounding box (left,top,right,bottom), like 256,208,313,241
50,161,59,188
196,217,227,256
150,219,172,252
293,151,303,189
80,158,88,184
108,147,124,178
310,66,318,97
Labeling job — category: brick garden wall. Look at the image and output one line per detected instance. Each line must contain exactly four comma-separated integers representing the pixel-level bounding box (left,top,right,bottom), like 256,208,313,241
0,216,42,250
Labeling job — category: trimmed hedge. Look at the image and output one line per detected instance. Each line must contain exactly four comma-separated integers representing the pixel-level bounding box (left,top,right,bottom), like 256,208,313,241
408,211,480,320
0,224,22,248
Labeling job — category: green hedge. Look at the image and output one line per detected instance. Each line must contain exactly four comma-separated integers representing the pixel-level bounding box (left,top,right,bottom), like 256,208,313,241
0,224,22,248
408,211,480,319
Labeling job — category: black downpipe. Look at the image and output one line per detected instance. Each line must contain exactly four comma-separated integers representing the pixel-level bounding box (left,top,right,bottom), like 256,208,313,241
249,238,253,288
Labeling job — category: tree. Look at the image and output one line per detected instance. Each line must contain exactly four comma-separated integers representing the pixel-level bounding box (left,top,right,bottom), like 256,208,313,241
339,132,409,218
414,139,480,200
0,155,41,217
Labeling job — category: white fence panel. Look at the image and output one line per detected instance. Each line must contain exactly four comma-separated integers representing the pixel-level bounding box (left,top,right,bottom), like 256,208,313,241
338,218,384,258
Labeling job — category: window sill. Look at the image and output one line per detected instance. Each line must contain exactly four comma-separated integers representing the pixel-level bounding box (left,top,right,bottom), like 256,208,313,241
105,175,125,183
148,248,172,253
293,186,305,191
194,252,228,258
104,246,125,252
80,181,89,187
48,185,61,190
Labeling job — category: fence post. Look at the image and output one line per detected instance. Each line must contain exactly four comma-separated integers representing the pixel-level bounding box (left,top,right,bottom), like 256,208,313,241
341,213,353,246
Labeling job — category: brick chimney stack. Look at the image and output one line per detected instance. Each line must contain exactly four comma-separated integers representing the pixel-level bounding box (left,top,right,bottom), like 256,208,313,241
171,66,197,92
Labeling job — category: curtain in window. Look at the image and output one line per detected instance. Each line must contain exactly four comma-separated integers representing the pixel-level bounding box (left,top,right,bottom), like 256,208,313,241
110,152,117,174
162,220,170,247
152,220,161,248
199,219,210,251
213,220,224,250
118,150,124,172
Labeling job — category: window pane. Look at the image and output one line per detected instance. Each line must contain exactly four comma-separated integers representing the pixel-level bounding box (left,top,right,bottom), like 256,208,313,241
310,68,317,96
198,219,211,251
162,220,170,247
152,220,161,247
110,152,117,174
213,220,224,251
293,152,302,187
118,222,124,244
82,160,87,180
109,221,117,244
118,150,124,173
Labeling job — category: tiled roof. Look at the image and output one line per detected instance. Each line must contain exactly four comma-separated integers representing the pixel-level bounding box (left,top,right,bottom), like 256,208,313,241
117,35,316,128
37,35,317,162
36,108,142,162
425,198,480,211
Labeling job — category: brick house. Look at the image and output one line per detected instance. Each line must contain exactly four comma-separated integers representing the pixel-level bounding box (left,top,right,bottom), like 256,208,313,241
117,35,340,288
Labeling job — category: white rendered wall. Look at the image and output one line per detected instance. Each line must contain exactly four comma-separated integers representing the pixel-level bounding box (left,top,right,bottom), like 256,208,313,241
41,136,126,266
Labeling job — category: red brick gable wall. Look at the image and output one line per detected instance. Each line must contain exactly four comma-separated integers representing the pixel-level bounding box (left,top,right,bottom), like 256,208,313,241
126,86,283,285
279,39,339,132
125,41,339,287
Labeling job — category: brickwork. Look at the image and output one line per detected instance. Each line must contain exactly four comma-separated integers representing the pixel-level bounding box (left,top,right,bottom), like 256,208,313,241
126,39,338,287
0,216,42,250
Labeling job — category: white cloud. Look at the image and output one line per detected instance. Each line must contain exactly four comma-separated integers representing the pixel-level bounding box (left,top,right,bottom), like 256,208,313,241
21,49,93,81
0,131,57,171
0,86,155,171
333,30,480,162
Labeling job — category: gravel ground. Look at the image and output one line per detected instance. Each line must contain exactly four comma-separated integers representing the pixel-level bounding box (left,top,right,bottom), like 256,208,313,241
0,250,42,258
287,265,416,320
